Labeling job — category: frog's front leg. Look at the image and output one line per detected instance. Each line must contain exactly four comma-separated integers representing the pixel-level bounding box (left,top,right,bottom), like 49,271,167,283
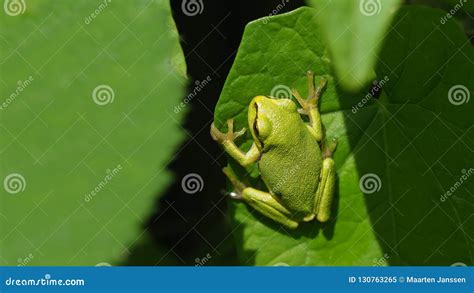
222,167,299,229
314,140,337,222
292,70,326,142
210,119,260,166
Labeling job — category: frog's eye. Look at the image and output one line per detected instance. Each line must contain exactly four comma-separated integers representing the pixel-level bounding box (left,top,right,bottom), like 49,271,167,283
254,114,272,140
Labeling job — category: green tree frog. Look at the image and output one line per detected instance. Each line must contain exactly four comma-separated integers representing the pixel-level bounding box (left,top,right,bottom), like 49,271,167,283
210,71,337,229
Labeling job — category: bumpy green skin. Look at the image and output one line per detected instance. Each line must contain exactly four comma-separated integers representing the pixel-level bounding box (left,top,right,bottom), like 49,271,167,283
248,97,322,220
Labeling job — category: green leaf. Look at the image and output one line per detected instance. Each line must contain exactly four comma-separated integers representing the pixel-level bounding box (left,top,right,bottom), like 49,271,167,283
309,0,402,91
213,6,473,265
0,0,186,265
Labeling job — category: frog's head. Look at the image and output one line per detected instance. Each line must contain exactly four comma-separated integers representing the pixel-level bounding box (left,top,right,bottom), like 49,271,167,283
248,95,299,149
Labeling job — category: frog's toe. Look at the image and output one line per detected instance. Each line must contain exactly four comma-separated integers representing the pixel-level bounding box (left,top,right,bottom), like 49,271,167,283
222,166,246,194
229,191,243,200
323,137,338,158
303,214,315,222
233,127,246,140
210,122,226,142
292,88,309,112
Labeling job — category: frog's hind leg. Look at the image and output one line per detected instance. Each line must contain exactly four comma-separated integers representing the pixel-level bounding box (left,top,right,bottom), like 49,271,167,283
222,167,246,199
222,167,299,229
242,188,299,229
292,70,326,142
314,139,337,222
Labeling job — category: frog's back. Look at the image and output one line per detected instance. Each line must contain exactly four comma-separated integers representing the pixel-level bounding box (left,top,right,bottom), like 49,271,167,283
258,120,322,219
